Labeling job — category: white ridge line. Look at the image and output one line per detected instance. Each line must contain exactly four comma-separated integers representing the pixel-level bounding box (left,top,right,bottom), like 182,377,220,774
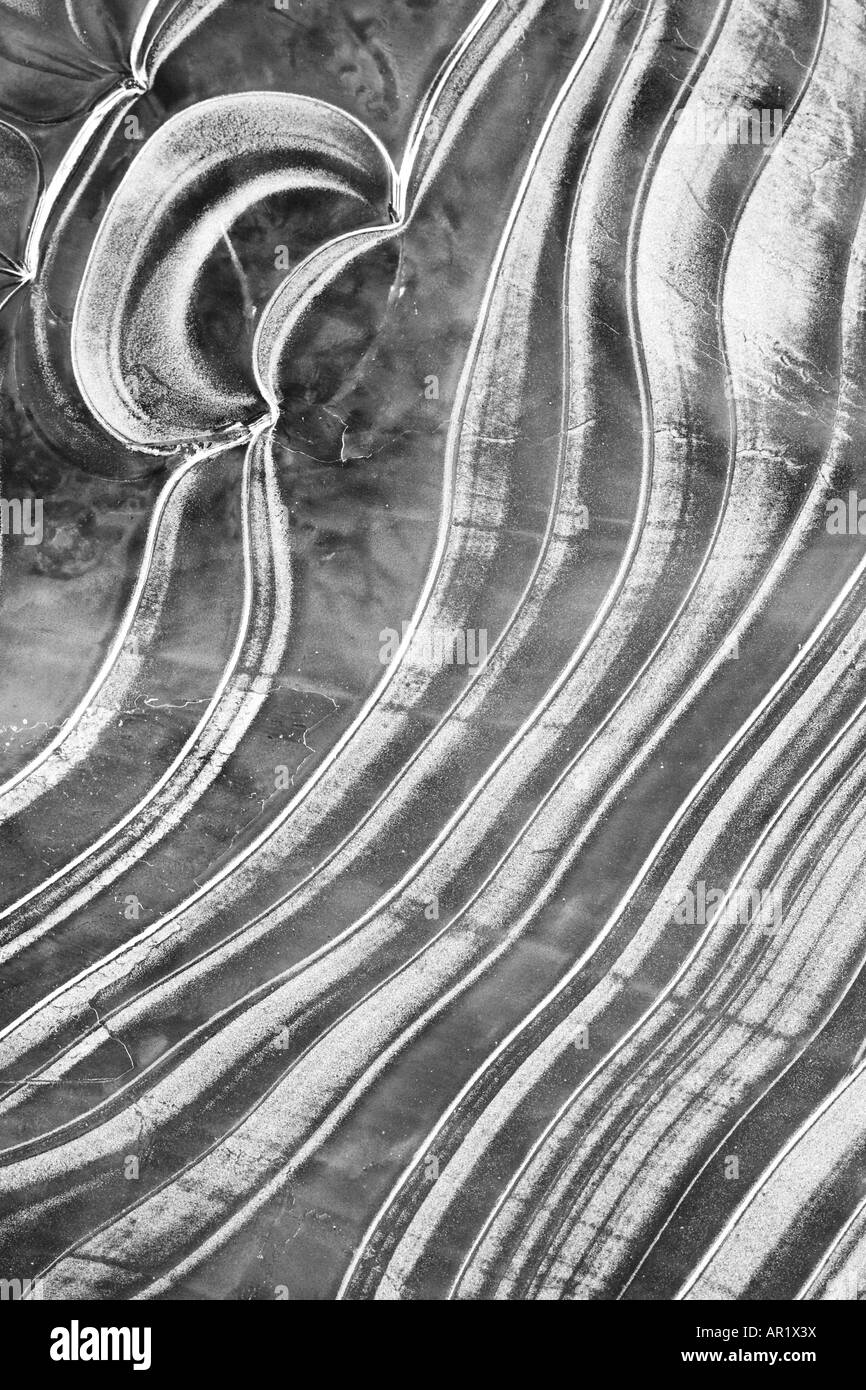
443,0,834,1300
795,1191,866,1300
0,422,267,925
23,81,143,281
337,0,735,1298
0,428,260,806
0,1,599,1049
676,1053,866,1299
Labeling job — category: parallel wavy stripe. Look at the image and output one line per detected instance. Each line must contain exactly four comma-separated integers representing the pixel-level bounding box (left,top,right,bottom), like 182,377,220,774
0,0,864,1302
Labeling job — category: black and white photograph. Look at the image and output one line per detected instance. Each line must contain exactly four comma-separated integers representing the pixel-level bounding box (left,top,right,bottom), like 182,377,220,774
0,0,862,1357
